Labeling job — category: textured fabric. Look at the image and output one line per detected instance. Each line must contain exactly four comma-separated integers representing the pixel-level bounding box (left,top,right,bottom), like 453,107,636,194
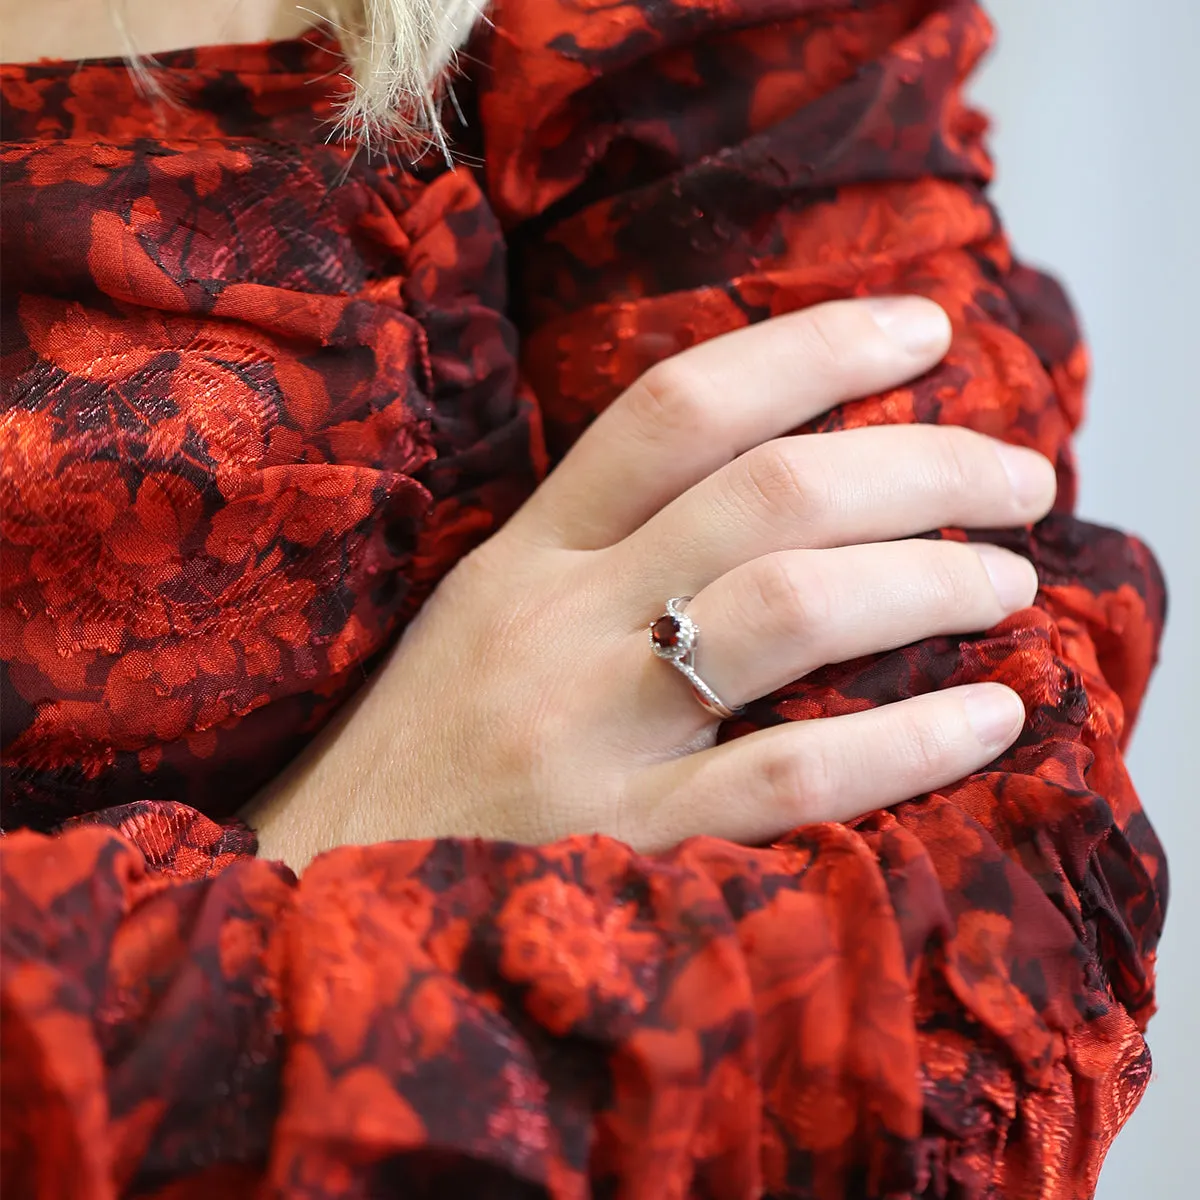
0,2,1167,1198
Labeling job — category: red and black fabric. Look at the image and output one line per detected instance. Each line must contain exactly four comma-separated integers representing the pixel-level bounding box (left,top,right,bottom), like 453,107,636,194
0,2,1167,1197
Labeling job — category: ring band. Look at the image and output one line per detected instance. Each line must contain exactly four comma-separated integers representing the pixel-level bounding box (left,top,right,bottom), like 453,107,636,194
648,596,744,720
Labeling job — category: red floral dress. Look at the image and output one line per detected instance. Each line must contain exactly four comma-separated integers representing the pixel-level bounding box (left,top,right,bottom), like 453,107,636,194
0,3,1167,1198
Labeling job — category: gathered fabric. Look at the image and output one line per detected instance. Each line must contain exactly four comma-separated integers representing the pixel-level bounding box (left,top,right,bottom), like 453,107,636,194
0,2,1167,1197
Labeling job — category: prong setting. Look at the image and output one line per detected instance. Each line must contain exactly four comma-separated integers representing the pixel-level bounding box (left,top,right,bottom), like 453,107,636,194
647,596,743,721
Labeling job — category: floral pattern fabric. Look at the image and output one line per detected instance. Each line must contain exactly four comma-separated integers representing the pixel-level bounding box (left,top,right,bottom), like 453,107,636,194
0,2,1167,1197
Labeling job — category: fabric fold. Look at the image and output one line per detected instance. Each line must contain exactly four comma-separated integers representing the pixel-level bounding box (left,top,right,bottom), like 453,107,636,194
1,2,1167,1196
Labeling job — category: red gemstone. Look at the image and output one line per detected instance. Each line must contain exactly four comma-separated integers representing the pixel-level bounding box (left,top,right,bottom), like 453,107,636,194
651,614,681,649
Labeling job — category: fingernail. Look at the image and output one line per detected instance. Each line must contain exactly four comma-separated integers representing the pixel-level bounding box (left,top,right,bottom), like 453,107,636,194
995,441,1056,508
962,684,1025,751
975,544,1038,611
864,295,951,355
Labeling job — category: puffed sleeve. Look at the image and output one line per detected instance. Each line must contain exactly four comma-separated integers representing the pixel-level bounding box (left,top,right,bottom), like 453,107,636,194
468,0,1168,1190
1,3,1167,1198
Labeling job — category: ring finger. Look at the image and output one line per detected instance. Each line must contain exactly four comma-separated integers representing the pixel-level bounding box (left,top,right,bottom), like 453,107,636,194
632,539,1037,725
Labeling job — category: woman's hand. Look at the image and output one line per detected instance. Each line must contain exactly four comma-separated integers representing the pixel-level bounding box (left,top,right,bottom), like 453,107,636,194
245,296,1056,869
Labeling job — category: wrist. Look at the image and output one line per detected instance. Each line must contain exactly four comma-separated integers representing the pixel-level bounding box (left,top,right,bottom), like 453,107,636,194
240,689,371,870
240,668,453,869
242,770,341,872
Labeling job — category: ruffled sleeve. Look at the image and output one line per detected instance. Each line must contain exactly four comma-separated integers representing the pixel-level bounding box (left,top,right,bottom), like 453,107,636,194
1,2,1167,1198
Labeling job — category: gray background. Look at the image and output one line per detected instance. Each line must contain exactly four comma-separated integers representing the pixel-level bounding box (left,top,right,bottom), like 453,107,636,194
972,2,1198,1195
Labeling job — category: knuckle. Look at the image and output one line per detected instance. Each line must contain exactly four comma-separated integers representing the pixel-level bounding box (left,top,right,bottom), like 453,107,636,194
897,707,954,780
796,307,849,377
931,426,987,497
758,739,836,823
740,440,823,525
748,554,829,639
625,359,714,443
926,546,983,613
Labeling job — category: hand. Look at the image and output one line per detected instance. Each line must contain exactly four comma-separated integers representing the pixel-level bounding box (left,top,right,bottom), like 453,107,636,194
245,296,1056,869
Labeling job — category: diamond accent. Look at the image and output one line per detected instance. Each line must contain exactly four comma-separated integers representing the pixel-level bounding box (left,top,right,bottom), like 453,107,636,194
647,595,742,720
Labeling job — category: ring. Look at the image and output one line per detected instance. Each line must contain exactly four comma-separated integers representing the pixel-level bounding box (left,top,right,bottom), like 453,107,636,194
648,596,744,720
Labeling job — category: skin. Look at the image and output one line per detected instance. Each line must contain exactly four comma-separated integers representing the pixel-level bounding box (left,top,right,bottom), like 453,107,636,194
0,1,310,63
4,6,1059,871
246,297,1054,867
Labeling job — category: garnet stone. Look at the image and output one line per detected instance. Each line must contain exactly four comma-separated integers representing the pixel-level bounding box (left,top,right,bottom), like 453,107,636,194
651,614,683,650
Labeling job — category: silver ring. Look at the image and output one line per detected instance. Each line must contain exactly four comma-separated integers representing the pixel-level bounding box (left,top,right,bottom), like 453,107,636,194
648,596,744,720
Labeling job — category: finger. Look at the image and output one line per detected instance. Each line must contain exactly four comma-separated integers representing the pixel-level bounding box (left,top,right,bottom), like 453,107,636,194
509,296,952,549
622,424,1056,594
681,541,1037,712
625,684,1026,852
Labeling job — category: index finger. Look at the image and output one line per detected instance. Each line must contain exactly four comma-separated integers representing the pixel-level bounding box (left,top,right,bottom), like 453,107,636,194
507,295,952,550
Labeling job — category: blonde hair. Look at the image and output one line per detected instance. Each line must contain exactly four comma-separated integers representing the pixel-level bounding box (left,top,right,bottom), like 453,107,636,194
323,0,490,149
